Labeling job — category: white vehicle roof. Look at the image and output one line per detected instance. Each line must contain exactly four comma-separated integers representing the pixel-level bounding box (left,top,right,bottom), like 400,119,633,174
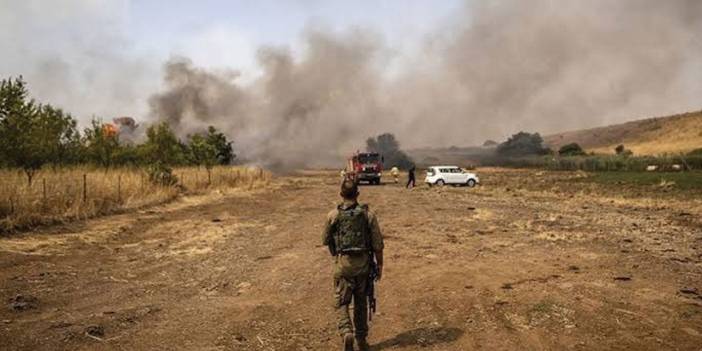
428,165,461,169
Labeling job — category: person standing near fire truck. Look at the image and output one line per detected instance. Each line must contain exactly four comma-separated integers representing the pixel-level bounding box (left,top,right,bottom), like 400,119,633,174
406,165,416,188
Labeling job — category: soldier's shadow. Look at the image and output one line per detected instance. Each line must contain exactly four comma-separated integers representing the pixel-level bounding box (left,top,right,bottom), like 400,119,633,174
372,326,464,350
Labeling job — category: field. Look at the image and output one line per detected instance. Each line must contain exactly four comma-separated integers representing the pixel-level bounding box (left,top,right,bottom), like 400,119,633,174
0,166,271,233
1,169,701,350
580,171,702,191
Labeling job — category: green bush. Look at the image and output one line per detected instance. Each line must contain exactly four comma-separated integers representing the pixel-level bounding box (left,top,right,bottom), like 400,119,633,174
558,143,586,156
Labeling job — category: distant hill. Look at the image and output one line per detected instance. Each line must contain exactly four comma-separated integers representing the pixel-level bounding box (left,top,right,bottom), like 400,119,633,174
544,110,702,155
408,110,702,166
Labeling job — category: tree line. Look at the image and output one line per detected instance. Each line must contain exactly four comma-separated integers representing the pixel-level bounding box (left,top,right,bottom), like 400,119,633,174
0,77,234,185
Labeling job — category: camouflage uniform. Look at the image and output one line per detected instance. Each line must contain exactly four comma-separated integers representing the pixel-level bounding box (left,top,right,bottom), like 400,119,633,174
322,199,384,339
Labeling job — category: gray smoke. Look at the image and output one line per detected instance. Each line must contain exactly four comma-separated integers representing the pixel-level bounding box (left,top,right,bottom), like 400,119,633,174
0,0,159,121
149,0,702,168
150,29,390,168
6,1,699,168
392,0,702,146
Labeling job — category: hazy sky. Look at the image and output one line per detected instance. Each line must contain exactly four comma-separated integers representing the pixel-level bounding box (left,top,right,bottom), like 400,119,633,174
1,0,701,158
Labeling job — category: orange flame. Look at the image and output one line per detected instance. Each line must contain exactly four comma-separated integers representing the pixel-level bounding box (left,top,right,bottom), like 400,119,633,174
102,123,118,138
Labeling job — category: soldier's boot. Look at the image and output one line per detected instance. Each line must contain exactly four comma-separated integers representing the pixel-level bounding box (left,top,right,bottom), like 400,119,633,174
342,333,354,351
355,337,370,351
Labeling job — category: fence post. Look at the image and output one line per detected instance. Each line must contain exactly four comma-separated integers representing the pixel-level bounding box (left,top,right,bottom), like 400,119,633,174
42,178,47,210
82,174,87,203
117,175,122,204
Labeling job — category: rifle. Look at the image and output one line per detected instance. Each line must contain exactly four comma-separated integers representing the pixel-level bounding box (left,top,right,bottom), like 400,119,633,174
367,251,379,321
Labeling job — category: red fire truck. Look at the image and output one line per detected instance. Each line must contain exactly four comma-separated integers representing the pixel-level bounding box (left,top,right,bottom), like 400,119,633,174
346,152,384,185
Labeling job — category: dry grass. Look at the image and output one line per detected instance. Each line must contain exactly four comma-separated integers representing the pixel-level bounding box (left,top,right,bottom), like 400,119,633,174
0,166,271,233
544,110,702,155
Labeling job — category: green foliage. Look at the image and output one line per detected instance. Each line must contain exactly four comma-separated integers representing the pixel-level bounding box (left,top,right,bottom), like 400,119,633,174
558,142,586,156
83,118,120,168
497,132,550,157
1,76,239,173
188,126,235,167
205,126,235,165
140,122,188,166
615,144,633,156
188,133,217,170
0,77,81,184
36,105,83,166
113,144,142,166
688,148,702,156
366,133,414,170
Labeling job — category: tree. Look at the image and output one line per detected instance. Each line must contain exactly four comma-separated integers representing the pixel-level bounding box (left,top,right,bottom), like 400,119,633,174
83,118,120,169
496,132,550,157
366,133,414,170
483,140,498,147
558,142,586,156
187,126,235,184
188,133,217,184
36,104,82,166
614,144,633,157
0,77,46,185
204,126,234,165
140,122,187,166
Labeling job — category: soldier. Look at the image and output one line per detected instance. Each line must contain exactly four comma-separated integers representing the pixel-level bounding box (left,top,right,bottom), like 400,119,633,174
322,179,384,351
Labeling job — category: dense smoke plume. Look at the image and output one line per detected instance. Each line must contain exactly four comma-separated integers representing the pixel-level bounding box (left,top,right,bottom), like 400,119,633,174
149,0,702,168
149,30,390,168
5,1,700,168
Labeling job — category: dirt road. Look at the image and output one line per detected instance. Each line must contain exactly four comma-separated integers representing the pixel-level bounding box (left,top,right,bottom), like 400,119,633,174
2,169,701,350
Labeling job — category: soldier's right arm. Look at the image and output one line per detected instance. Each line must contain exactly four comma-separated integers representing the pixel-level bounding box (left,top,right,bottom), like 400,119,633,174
322,209,338,254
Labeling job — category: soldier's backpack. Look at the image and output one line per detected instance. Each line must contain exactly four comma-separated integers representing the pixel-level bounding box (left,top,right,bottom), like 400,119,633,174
334,204,370,254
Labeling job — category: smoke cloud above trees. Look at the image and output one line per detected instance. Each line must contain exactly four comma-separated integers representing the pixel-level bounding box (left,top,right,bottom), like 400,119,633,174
148,0,702,168
4,0,702,168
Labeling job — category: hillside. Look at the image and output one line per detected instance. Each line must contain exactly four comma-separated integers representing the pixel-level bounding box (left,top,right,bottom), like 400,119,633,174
544,110,702,155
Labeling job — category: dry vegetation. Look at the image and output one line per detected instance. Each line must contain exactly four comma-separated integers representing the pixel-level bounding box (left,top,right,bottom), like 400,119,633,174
0,166,271,233
544,110,702,155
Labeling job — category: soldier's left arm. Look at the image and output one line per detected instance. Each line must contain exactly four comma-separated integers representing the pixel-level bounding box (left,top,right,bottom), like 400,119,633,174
322,209,338,255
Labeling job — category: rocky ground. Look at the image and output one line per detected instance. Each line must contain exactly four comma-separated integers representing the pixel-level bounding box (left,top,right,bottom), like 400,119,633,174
1,169,701,350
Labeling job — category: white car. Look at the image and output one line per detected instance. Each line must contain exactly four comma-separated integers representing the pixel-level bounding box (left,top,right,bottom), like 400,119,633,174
425,166,479,187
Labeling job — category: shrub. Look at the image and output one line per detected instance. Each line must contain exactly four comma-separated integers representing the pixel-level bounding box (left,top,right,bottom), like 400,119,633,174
497,132,550,157
366,133,414,170
558,143,586,156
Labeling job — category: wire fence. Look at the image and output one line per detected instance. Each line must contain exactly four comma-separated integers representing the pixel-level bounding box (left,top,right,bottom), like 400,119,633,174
0,166,271,232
